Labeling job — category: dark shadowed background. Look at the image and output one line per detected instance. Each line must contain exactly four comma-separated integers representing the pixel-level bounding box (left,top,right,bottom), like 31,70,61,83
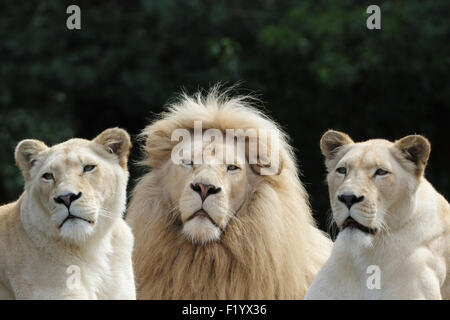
0,0,448,233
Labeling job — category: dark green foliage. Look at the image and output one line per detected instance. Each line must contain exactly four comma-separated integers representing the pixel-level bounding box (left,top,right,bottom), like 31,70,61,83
1,0,448,231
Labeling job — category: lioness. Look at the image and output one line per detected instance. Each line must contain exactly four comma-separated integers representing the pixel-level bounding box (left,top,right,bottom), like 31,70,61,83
0,128,136,299
306,130,450,300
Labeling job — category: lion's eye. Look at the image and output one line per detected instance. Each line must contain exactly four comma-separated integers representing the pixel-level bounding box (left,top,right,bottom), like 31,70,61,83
181,159,193,167
336,167,347,175
375,168,389,176
83,165,96,173
42,172,54,181
227,165,240,172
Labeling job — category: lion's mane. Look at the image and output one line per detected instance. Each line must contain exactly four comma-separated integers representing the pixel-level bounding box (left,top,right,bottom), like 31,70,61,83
127,88,331,299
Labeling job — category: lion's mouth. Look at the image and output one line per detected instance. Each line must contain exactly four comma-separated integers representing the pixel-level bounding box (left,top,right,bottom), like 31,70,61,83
342,217,377,235
187,209,219,228
59,213,94,228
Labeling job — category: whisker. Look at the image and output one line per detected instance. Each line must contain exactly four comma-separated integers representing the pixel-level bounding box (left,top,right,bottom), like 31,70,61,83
98,212,114,220
373,210,391,248
325,209,338,241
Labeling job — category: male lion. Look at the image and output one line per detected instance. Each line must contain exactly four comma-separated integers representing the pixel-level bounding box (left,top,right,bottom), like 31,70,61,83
127,89,331,299
0,128,136,299
306,130,450,299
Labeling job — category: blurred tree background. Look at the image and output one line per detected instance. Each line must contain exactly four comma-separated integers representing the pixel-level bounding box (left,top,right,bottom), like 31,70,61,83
0,0,448,233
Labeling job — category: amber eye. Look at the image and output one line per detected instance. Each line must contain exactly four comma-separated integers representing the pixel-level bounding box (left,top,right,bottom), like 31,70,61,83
227,165,240,172
83,164,96,173
336,167,347,175
375,168,389,176
42,172,54,181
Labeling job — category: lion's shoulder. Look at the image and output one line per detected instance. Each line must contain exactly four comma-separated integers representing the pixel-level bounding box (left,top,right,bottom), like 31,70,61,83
112,219,134,247
0,200,18,219
0,200,22,245
0,199,29,278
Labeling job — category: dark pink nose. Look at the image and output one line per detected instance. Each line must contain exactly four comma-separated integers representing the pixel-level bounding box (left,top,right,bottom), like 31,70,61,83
190,183,221,201
54,192,82,208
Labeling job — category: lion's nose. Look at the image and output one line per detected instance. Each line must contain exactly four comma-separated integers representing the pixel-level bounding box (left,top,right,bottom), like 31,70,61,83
190,183,221,201
54,192,82,208
338,194,364,209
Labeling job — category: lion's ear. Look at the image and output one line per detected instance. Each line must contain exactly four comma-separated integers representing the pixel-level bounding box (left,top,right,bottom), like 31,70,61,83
246,134,283,176
394,135,430,176
93,128,132,168
320,130,354,160
250,157,283,176
15,139,49,180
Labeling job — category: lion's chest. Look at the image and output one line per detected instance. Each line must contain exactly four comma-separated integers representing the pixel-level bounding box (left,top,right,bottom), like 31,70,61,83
78,258,115,299
5,232,122,299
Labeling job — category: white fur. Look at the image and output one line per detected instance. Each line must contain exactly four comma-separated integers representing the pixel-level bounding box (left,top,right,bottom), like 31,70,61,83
127,89,332,299
306,137,450,300
0,131,136,299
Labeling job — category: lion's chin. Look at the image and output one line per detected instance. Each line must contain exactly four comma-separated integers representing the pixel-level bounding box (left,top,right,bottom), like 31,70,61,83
341,217,377,235
59,219,95,243
182,216,221,245
338,226,375,249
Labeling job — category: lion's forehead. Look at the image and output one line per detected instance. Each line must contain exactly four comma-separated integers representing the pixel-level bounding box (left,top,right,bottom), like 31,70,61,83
40,143,100,171
179,139,250,164
341,140,395,170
